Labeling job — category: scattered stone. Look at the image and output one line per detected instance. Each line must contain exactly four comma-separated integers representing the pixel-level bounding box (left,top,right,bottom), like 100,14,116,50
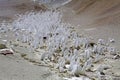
100,72,105,75
75,46,81,50
43,36,47,40
98,39,105,45
89,42,96,47
55,48,62,53
109,38,115,43
0,48,14,55
2,40,7,42
114,55,120,59
65,64,70,69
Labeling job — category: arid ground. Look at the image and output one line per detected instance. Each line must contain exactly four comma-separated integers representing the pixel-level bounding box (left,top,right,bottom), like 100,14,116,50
0,0,120,80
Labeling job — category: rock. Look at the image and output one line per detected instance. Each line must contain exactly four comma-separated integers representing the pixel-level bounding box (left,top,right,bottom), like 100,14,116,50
0,48,14,55
59,67,65,73
65,64,70,69
97,39,105,45
100,72,105,75
89,42,96,47
114,55,120,59
0,44,7,49
109,38,115,43
64,76,91,80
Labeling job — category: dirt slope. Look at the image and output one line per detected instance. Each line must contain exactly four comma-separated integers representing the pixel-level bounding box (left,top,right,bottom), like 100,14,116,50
0,0,46,22
61,0,120,50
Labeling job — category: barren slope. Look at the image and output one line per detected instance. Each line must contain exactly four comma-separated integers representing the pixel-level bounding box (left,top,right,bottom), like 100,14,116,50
61,0,120,50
